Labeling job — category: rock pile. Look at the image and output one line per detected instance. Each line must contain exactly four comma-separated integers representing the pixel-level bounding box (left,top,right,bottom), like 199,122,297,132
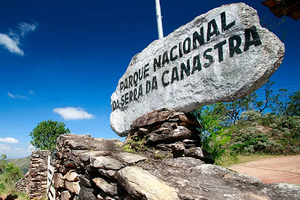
16,150,50,199
126,108,212,162
54,134,150,199
51,134,300,200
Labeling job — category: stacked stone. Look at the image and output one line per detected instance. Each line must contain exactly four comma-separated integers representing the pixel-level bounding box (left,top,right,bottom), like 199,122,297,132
29,151,50,199
15,172,29,194
16,150,50,199
54,134,177,200
127,108,212,162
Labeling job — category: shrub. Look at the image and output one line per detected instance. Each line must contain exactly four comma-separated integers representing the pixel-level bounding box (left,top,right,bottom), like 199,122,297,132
121,136,147,153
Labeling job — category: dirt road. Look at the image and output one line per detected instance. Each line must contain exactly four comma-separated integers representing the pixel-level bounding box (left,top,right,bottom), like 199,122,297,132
229,155,300,184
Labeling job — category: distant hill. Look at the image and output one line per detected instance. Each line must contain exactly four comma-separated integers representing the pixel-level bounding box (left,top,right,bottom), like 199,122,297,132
7,156,31,175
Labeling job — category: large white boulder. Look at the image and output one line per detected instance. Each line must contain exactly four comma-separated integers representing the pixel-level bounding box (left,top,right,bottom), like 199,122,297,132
110,3,285,136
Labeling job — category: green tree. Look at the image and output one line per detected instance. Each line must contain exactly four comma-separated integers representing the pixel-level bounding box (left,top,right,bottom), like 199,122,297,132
0,154,7,174
253,81,274,113
4,163,23,183
204,93,258,126
287,91,300,116
29,120,70,150
271,89,300,116
271,88,290,116
191,106,231,164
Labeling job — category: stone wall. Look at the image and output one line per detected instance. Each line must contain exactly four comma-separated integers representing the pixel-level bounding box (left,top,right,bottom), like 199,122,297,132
52,133,300,200
16,150,50,199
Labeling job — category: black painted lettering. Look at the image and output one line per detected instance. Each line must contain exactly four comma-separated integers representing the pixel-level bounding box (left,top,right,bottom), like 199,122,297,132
192,55,202,74
207,19,220,41
152,76,158,90
128,76,133,88
229,35,242,57
134,88,138,100
133,72,138,86
129,90,133,103
112,101,117,111
146,80,151,94
214,40,227,62
244,26,262,52
183,37,191,54
121,95,125,106
138,85,143,98
125,92,129,105
179,42,183,58
138,68,143,80
180,59,191,80
144,63,150,78
203,48,214,68
153,55,161,72
162,51,170,67
170,45,178,61
171,66,179,84
162,70,170,87
120,81,124,92
193,27,204,49
221,12,235,32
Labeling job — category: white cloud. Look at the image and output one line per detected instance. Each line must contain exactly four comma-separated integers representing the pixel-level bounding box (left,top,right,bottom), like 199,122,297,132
0,21,37,56
15,148,22,151
18,22,37,36
53,107,95,120
0,33,24,56
0,137,19,144
0,144,11,151
29,90,34,95
8,92,27,99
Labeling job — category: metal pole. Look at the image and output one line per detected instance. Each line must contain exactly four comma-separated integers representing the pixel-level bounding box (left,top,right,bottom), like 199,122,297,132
155,0,164,39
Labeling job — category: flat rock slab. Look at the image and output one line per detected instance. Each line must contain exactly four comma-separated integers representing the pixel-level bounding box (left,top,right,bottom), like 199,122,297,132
115,152,147,164
110,3,284,136
229,155,300,184
118,166,180,200
90,156,124,170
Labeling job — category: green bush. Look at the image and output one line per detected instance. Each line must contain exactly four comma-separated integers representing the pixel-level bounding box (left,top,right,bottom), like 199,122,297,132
231,131,280,154
0,154,28,199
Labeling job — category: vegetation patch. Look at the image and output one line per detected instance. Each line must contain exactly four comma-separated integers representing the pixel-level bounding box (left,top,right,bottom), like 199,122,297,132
0,154,28,200
121,136,148,153
191,81,300,164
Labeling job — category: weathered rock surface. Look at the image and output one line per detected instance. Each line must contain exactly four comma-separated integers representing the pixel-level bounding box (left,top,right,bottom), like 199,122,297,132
259,183,300,200
90,156,125,170
48,134,300,200
118,166,180,200
93,177,118,196
110,3,285,136
54,172,64,188
65,181,80,195
61,190,72,200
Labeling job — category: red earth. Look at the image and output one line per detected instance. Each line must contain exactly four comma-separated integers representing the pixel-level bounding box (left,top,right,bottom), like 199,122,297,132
229,155,300,184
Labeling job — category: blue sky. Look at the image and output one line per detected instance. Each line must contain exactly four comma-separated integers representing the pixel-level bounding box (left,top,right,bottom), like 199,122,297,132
0,0,299,158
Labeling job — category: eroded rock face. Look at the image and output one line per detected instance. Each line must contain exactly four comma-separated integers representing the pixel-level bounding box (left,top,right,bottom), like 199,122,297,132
49,134,300,200
258,183,300,200
110,3,285,136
